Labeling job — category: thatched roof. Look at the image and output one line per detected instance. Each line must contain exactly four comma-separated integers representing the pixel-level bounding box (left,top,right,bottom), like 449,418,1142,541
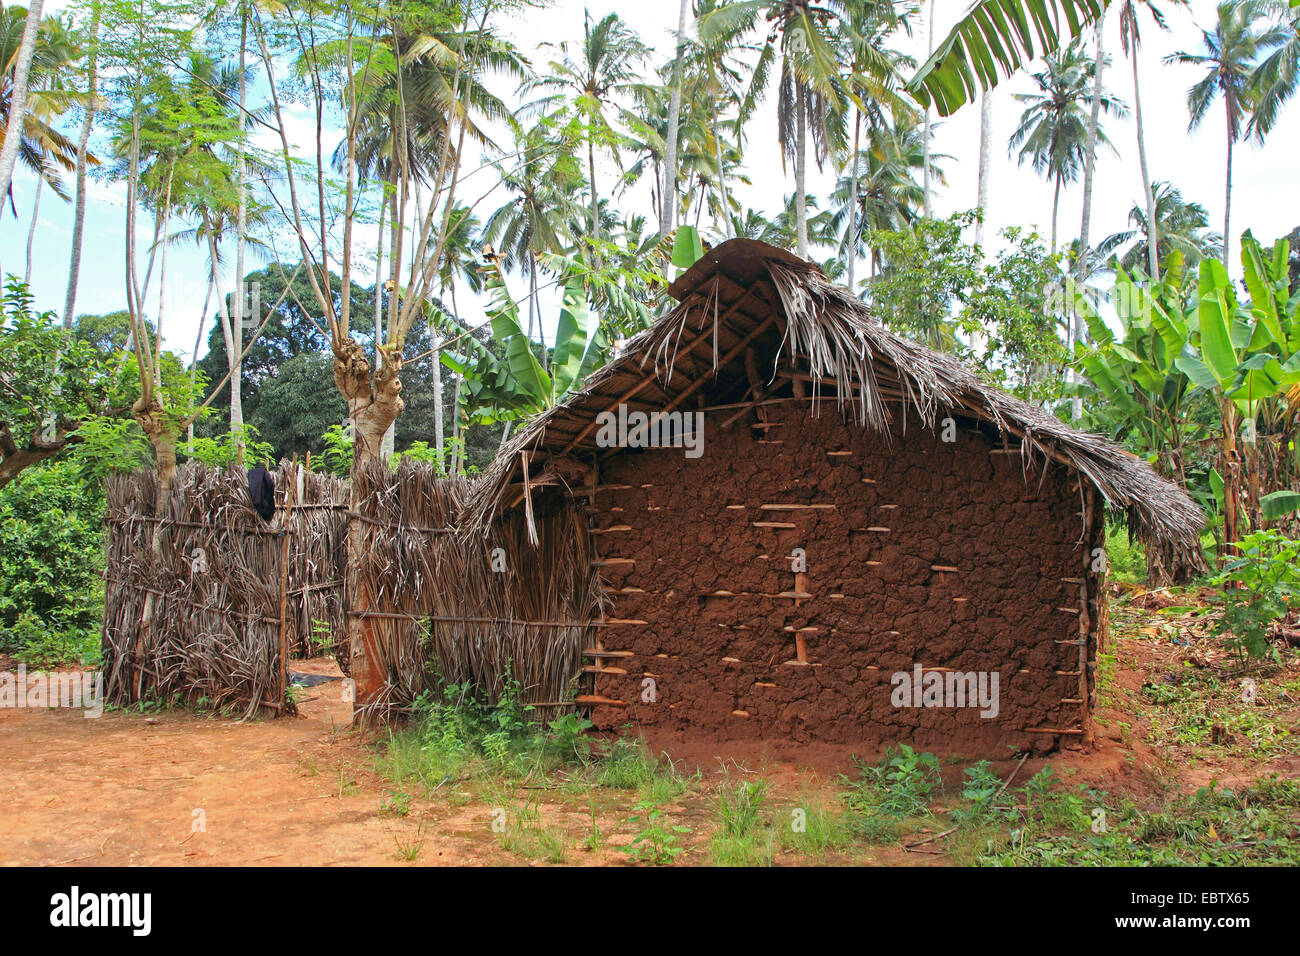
469,238,1204,549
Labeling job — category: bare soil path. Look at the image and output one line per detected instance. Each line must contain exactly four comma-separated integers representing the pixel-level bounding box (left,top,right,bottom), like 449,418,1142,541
2,605,1296,867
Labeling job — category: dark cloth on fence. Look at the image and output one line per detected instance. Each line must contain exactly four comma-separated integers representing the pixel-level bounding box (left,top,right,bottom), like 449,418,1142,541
247,466,276,522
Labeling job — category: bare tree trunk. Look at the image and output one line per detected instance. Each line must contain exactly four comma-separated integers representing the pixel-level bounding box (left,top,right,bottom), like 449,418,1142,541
0,0,45,201
975,89,992,251
232,8,249,465
795,90,808,257
24,177,41,286
1131,49,1158,279
659,0,690,240
63,0,101,328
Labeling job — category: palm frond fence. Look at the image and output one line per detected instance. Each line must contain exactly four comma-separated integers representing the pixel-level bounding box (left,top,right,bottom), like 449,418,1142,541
101,459,602,720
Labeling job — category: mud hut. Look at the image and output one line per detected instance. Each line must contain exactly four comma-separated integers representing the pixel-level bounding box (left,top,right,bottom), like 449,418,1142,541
469,239,1203,755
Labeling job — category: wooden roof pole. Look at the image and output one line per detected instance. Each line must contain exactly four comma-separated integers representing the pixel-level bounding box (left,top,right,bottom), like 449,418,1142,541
658,314,779,414
553,280,770,460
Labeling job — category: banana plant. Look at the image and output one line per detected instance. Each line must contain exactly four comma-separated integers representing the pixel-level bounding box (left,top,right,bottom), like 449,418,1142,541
1071,254,1218,580
1073,253,1199,480
1173,234,1300,547
441,262,607,424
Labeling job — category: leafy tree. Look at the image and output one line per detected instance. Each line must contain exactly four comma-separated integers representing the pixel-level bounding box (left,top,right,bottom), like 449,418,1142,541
970,226,1070,402
0,458,104,665
0,278,113,488
865,212,983,351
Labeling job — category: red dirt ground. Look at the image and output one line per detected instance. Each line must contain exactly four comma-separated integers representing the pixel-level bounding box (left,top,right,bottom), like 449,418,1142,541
1,615,1296,866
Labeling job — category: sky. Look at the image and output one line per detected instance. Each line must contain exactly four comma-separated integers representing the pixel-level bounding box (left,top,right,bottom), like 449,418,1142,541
4,0,1299,367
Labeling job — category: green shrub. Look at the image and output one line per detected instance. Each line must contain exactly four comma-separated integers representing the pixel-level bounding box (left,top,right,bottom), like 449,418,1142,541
843,745,942,819
0,460,105,666
1104,522,1147,585
1207,529,1300,662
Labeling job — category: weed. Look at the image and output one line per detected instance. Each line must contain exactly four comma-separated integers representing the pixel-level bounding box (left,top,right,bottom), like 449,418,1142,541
622,801,690,865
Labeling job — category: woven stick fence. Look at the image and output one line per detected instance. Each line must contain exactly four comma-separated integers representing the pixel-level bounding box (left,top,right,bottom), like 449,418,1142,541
350,460,605,720
278,464,348,662
103,463,295,718
102,460,602,721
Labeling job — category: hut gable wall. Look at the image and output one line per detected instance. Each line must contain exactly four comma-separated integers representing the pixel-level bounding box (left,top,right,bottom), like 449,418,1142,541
584,397,1090,755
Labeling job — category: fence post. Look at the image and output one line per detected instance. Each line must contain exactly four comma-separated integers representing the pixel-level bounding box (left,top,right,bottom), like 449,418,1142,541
276,458,296,708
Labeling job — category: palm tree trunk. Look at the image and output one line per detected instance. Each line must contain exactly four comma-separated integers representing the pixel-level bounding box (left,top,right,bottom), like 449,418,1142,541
375,188,385,344
659,0,690,240
0,0,45,201
975,89,992,251
63,0,101,328
24,177,41,286
588,136,601,267
527,251,537,341
795,90,808,257
1051,173,1062,256
432,331,445,470
847,108,861,290
923,0,935,219
713,116,731,237
1224,102,1233,272
207,228,242,453
1076,4,1108,299
1131,50,1158,279
531,254,546,371
381,175,401,463
452,376,463,474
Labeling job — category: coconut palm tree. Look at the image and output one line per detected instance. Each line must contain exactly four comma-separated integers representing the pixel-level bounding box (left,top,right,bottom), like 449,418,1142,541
1248,0,1300,140
698,0,852,257
1008,42,1126,254
1096,181,1223,273
481,121,580,345
659,0,691,240
1117,0,1189,280
0,5,95,214
838,0,916,288
0,0,43,202
521,11,649,268
830,115,946,284
1166,0,1288,271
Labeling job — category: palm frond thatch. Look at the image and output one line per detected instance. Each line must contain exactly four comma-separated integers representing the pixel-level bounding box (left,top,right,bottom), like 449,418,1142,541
468,238,1204,553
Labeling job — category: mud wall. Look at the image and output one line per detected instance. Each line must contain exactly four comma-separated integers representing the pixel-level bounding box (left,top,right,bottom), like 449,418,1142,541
583,399,1092,756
